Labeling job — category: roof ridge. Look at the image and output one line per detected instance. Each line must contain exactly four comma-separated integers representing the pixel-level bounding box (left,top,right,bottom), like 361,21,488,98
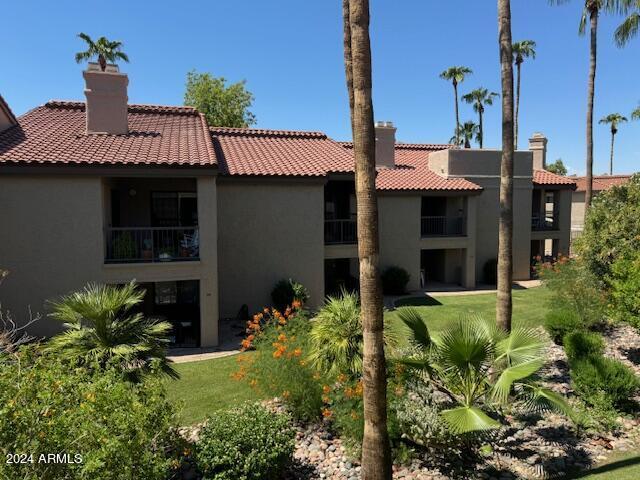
44,100,199,116
338,141,453,151
210,126,327,139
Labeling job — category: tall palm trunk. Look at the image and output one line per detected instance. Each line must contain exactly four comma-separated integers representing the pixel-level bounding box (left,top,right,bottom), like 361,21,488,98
454,80,460,144
609,127,616,175
514,61,521,149
343,1,392,479
585,8,598,210
478,107,484,149
497,0,515,332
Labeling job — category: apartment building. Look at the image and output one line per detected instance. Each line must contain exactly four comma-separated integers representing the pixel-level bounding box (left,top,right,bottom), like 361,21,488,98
0,66,575,347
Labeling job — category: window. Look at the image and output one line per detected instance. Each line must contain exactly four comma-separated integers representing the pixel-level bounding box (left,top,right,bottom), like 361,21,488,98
151,192,198,227
155,282,177,305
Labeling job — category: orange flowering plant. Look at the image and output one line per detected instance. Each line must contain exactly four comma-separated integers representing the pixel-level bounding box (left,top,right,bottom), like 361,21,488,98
234,303,324,421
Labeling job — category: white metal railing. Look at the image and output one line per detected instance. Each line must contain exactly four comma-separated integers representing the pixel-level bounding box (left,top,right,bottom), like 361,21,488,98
421,216,465,237
325,219,357,245
105,227,199,263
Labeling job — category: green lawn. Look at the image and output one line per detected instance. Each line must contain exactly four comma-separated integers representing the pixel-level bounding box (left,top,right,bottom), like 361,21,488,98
389,285,552,332
569,452,640,480
166,352,262,425
167,286,551,425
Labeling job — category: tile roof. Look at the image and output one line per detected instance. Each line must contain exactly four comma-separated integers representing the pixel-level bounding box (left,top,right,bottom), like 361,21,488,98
533,169,577,188
342,142,481,192
210,126,354,177
0,101,216,167
573,174,632,192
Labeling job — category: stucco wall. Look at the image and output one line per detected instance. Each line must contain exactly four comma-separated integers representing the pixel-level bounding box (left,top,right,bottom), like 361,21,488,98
0,175,105,337
571,191,585,231
0,174,220,346
378,195,421,291
217,180,325,318
429,149,533,281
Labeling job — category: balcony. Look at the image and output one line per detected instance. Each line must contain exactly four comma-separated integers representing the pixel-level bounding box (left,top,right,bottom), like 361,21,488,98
531,214,557,231
421,216,465,237
105,227,199,263
325,219,357,245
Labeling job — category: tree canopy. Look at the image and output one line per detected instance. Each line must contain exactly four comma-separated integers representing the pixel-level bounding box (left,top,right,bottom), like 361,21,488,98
547,159,568,175
75,33,129,72
184,70,256,128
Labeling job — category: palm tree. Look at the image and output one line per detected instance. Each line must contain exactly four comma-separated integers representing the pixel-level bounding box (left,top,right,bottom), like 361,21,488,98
512,40,537,149
462,88,499,148
450,120,480,148
549,0,628,210
632,104,640,120
497,0,515,333
440,66,473,145
599,113,627,174
395,311,573,434
75,33,130,72
614,1,640,46
48,282,177,380
342,1,392,478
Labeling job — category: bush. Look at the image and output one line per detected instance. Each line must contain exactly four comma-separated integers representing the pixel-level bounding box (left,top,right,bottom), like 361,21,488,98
570,355,640,410
195,403,295,480
483,258,497,285
563,331,605,360
0,347,180,480
538,258,605,328
381,266,410,295
576,173,640,282
271,279,310,311
237,309,324,421
609,252,640,328
544,308,583,345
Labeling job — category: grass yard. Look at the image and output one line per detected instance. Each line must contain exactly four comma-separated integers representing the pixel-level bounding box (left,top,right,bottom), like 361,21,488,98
166,352,263,425
569,451,640,479
388,285,552,332
167,286,552,425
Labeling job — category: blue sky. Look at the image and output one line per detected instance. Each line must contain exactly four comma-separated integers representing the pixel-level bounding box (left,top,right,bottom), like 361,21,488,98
1,0,639,175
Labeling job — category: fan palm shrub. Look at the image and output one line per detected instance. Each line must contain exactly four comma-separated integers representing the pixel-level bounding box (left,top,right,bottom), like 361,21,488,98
47,282,177,380
395,310,573,434
308,289,398,379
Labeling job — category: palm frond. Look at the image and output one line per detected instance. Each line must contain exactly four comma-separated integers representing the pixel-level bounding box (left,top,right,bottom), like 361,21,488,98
495,327,544,366
517,383,575,419
441,405,501,434
395,307,431,350
491,358,545,404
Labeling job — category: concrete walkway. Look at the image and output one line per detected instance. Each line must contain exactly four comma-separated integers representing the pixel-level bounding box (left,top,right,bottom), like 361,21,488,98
168,348,240,364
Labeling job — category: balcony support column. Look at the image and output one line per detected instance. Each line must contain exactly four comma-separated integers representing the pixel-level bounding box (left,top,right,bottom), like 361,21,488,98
197,176,219,347
463,196,477,288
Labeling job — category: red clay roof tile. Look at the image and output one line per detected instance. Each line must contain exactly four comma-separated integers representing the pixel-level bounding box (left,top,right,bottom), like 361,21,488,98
533,169,577,188
573,174,631,192
0,101,216,167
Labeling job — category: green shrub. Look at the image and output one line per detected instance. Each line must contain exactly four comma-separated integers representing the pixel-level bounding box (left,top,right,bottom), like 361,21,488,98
544,308,584,345
381,266,410,295
609,252,640,328
195,403,295,480
563,331,605,360
538,258,605,327
575,173,640,282
0,347,180,480
271,278,310,311
240,311,324,421
483,258,497,285
570,355,640,410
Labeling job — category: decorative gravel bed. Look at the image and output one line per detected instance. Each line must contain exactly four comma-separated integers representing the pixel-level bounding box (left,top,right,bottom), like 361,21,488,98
178,324,640,480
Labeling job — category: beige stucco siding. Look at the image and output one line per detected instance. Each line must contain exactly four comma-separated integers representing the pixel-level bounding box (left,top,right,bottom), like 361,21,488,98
0,175,105,337
571,191,586,231
378,195,422,291
0,174,220,346
217,181,325,318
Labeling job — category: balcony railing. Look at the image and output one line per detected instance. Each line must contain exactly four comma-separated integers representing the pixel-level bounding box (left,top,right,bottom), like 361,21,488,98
325,219,357,245
105,227,199,263
531,215,558,231
421,216,465,237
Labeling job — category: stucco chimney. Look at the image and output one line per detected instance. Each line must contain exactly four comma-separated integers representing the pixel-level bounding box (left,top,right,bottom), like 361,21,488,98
83,63,129,135
528,132,547,170
375,121,396,168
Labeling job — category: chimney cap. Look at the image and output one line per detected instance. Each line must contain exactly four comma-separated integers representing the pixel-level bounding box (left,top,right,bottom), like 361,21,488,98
375,120,395,128
86,62,121,73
